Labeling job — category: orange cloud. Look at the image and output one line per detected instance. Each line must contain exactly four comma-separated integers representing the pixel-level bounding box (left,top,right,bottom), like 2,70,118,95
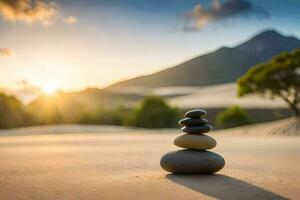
64,15,78,24
0,0,58,25
0,48,12,56
183,0,269,31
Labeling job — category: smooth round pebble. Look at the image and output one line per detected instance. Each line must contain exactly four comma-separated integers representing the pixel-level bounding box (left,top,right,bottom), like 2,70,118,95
182,125,213,134
178,118,208,126
185,109,207,118
160,150,225,174
174,133,216,150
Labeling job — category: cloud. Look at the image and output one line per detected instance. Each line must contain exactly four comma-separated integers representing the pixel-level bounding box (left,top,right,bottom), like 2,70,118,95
0,48,12,56
64,15,78,24
0,0,58,25
182,0,270,31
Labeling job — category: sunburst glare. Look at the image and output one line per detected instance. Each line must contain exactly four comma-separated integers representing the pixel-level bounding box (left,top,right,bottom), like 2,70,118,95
42,83,58,95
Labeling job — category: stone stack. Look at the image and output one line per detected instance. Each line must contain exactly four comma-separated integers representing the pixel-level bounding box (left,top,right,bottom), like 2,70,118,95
160,109,225,174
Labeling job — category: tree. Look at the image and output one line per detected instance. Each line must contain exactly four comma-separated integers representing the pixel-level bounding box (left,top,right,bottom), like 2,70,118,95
0,93,26,128
237,49,300,118
126,96,179,128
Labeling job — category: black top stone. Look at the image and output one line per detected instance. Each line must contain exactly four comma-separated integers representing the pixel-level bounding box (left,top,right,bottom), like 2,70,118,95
185,109,207,118
178,118,208,126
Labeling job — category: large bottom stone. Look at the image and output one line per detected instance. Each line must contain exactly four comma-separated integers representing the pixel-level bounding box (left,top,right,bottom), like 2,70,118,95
160,150,225,174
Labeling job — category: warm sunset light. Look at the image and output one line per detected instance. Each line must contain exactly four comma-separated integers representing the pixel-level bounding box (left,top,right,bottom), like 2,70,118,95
42,83,58,95
0,1,299,200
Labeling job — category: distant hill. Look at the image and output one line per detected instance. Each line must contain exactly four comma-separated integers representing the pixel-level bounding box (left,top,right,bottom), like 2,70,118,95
28,88,141,110
27,88,141,124
106,29,300,89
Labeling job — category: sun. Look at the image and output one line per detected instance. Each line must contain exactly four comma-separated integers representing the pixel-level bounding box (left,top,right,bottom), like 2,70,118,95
42,83,58,95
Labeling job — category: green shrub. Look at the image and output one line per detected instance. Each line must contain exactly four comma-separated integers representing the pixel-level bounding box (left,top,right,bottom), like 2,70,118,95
216,106,252,128
126,96,179,128
96,106,132,125
0,93,26,128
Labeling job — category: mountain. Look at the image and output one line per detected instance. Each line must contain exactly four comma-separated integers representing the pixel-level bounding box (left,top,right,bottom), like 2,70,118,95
106,29,300,90
236,30,300,61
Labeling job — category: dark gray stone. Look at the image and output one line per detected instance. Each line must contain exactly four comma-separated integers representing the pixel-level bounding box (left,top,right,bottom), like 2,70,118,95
160,150,225,174
182,125,213,134
185,109,207,118
179,118,208,126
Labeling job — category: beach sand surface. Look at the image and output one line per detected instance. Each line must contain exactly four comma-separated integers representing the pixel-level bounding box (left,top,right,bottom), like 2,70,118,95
0,120,299,200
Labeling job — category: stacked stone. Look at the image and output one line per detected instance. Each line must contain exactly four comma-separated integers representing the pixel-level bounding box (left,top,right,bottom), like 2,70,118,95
160,109,225,174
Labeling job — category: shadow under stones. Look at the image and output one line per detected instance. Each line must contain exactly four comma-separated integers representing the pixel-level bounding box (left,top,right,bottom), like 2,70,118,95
166,174,289,200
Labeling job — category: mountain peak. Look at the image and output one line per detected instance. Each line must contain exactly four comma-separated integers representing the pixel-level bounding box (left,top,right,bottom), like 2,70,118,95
258,29,281,36
236,29,300,61
249,29,292,41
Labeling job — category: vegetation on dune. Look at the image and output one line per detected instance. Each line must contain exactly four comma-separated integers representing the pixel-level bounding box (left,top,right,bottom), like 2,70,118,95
238,48,300,119
216,106,252,128
0,92,179,129
125,96,180,128
0,93,27,128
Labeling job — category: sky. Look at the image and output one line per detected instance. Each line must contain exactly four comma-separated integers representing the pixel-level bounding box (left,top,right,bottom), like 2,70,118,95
0,0,300,96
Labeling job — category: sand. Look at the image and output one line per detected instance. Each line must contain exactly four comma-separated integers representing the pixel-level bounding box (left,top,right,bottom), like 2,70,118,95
168,83,286,109
0,122,299,199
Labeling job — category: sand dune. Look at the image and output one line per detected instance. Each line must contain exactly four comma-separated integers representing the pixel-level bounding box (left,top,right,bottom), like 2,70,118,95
167,83,286,109
114,83,287,109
